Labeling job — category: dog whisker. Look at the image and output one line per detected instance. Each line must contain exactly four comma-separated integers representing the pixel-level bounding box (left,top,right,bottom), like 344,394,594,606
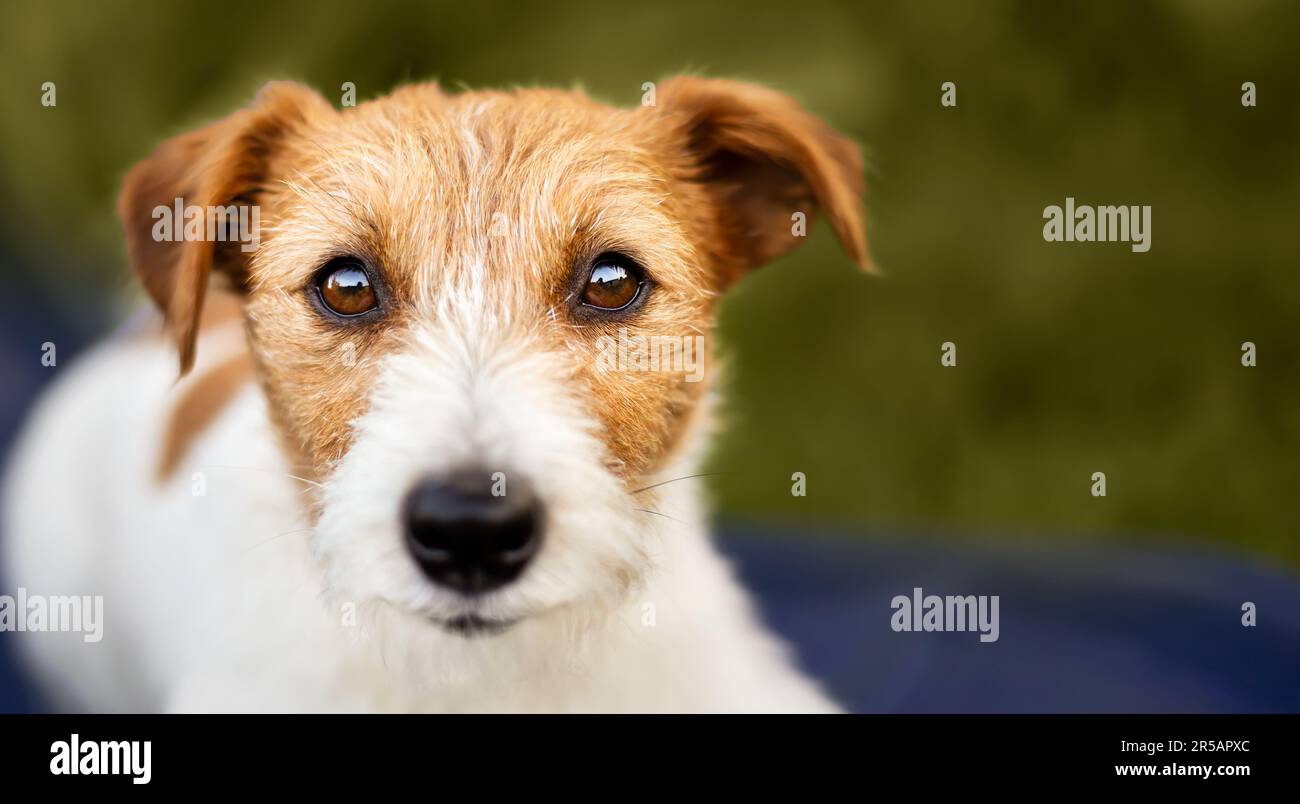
243,527,315,554
202,464,326,490
633,507,687,525
629,472,726,495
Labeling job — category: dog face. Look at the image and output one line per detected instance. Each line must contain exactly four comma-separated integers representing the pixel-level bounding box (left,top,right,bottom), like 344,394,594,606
120,79,867,640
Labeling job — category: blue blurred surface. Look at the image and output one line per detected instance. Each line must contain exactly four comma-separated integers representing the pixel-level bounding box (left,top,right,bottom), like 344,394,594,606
2,269,1298,713
720,527,1300,712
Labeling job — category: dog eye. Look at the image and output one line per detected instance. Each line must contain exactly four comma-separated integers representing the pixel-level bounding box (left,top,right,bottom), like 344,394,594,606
580,255,644,311
316,261,377,317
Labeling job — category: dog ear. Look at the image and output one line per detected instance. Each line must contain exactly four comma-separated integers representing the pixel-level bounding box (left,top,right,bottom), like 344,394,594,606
653,76,870,283
118,81,332,375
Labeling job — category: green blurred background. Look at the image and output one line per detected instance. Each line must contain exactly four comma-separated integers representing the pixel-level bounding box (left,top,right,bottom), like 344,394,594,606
1,1,1296,565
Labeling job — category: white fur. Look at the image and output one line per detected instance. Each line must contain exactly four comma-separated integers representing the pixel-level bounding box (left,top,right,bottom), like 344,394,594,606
2,311,839,713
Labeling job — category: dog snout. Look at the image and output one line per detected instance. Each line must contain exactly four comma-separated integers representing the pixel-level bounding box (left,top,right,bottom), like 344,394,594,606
401,469,543,594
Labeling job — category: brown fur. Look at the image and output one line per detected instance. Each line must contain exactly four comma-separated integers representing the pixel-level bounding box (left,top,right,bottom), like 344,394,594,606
119,78,868,489
154,289,252,481
155,349,254,482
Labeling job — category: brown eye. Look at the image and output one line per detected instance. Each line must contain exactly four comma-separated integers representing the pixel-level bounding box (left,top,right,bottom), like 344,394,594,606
316,261,377,317
580,256,644,311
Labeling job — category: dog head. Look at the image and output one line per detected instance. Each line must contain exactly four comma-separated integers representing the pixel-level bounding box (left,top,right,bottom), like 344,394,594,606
119,78,867,644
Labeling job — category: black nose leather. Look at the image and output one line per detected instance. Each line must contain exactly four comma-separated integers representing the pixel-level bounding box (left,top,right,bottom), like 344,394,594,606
402,470,542,594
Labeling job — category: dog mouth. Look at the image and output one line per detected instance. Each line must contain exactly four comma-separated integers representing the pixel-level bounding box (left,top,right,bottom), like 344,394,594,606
433,613,519,637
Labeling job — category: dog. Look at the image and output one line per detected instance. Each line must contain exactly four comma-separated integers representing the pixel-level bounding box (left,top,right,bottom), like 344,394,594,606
2,77,868,712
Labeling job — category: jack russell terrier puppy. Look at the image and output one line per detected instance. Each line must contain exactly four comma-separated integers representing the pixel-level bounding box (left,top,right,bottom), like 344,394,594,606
2,77,869,712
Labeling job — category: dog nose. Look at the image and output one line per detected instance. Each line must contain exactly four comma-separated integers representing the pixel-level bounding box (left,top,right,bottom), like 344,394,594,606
402,470,543,594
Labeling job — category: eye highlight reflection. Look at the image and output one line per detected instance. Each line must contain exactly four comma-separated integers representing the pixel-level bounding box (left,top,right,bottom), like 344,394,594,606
316,260,378,317
580,255,644,311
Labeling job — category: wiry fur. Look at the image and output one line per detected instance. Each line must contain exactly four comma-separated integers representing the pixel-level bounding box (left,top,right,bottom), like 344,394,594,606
2,78,867,712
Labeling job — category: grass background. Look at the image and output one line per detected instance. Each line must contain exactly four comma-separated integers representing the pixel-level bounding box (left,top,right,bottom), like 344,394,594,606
1,1,1296,566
